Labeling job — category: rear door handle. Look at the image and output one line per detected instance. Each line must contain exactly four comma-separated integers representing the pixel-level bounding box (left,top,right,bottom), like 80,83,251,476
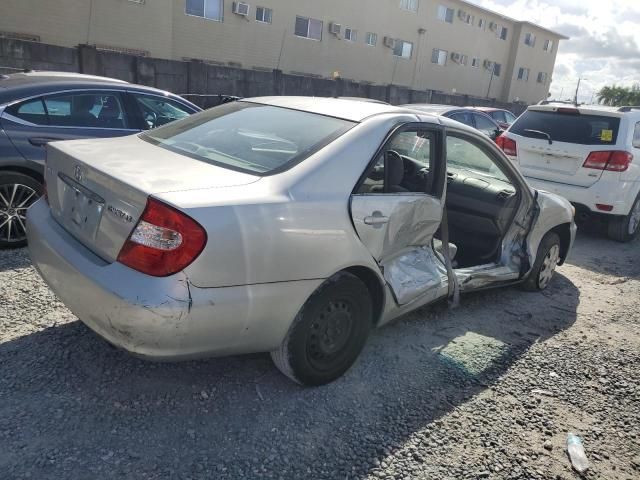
29,137,60,147
364,211,389,226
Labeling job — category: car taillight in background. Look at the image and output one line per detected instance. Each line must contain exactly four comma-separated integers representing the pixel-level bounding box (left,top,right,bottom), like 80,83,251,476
117,198,207,277
582,151,633,172
496,134,517,156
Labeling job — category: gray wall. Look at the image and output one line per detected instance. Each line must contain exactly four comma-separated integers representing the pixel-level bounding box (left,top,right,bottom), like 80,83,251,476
0,39,528,114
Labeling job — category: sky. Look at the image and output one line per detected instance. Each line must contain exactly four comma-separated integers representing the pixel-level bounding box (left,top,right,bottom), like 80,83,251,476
466,0,640,103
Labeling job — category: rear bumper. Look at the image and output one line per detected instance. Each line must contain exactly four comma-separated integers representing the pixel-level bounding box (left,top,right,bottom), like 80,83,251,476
525,176,639,216
27,199,322,360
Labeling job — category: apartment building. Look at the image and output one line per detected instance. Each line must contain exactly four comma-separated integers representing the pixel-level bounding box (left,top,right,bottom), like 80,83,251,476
0,0,568,104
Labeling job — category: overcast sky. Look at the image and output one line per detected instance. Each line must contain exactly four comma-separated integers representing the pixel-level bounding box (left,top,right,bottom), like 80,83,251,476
466,0,640,103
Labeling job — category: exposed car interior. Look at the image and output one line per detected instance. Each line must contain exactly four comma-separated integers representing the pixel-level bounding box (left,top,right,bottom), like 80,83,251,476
358,129,520,269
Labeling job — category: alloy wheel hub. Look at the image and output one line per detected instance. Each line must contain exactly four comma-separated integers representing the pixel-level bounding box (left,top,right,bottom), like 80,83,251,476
0,183,39,244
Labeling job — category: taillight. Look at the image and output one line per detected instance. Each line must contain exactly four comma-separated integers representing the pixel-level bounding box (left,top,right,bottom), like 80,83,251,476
117,198,207,277
496,134,517,156
583,151,633,172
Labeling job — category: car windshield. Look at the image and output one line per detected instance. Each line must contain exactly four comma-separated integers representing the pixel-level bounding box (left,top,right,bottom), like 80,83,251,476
141,102,355,175
510,110,621,145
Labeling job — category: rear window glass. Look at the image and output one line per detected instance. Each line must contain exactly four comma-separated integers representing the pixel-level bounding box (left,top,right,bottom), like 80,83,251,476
141,102,355,175
510,110,621,145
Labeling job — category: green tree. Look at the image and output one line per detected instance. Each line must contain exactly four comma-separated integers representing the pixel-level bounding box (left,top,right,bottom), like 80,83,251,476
597,84,640,106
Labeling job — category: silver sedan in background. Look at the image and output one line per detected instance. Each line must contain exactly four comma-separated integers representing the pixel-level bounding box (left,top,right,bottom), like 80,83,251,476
27,97,576,386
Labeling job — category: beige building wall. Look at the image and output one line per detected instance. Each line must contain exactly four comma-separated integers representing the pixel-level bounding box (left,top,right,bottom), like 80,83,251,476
0,0,567,104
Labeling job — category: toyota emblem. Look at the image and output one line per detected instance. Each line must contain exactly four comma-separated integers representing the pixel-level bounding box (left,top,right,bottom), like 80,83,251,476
74,165,84,182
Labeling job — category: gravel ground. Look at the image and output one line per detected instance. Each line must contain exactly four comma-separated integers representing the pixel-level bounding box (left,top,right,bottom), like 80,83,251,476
1,227,639,480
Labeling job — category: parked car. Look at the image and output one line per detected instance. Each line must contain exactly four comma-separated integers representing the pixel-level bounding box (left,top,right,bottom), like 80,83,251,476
496,103,640,242
402,104,504,141
27,97,576,386
0,71,201,247
469,106,518,130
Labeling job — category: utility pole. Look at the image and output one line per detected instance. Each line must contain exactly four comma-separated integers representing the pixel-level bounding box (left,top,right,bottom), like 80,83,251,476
573,78,581,106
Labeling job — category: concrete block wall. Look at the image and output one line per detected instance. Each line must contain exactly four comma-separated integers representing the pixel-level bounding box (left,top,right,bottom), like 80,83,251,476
0,39,527,114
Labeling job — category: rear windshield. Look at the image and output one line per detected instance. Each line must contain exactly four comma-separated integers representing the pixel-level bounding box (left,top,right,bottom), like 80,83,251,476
141,101,355,175
510,110,621,145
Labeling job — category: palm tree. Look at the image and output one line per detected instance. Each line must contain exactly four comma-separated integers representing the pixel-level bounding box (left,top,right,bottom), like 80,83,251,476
598,84,640,106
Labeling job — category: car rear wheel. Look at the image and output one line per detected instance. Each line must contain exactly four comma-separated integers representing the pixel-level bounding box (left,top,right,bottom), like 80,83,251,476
271,272,372,386
0,172,42,248
521,232,561,291
607,194,640,242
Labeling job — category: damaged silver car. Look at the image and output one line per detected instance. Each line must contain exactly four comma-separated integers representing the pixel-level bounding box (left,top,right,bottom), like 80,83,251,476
27,97,576,386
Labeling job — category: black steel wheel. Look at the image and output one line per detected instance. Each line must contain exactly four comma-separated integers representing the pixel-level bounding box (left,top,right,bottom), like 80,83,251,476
271,272,372,386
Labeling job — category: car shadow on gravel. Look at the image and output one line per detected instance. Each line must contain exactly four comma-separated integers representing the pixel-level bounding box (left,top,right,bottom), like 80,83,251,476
0,247,31,272
0,273,579,480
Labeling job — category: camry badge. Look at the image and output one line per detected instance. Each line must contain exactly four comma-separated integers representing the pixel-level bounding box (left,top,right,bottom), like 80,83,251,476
107,205,134,223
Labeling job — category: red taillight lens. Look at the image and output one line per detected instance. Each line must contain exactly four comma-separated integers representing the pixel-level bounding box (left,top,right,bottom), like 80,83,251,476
117,198,207,277
583,151,633,172
496,134,517,156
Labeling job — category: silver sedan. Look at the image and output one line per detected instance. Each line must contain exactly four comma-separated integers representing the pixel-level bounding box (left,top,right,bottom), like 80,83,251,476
27,97,576,385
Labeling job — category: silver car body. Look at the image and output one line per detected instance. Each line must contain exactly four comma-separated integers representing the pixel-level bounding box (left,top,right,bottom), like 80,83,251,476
27,97,576,360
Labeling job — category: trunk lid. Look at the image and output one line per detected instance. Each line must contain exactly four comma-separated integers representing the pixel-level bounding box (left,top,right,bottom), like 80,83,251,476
515,138,605,187
45,135,258,262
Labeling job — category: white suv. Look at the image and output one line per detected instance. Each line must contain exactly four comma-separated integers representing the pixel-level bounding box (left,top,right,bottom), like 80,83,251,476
497,103,640,241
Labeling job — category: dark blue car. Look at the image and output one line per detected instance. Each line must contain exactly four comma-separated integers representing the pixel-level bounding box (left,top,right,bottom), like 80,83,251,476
0,71,201,247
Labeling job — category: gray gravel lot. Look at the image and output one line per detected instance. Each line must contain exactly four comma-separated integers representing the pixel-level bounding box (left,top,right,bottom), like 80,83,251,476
0,227,639,480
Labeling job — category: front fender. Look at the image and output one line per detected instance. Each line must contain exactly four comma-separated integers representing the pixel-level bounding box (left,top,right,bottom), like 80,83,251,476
527,190,576,267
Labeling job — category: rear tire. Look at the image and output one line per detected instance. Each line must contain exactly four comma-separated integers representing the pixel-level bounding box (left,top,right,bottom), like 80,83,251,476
607,194,640,242
271,272,372,386
521,232,561,292
0,172,43,249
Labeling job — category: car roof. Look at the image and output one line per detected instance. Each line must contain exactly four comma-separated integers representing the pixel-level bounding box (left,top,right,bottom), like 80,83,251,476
0,71,193,106
245,96,420,122
401,104,460,114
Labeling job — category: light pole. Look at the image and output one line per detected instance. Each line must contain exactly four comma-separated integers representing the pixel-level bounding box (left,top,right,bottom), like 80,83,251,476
485,63,495,99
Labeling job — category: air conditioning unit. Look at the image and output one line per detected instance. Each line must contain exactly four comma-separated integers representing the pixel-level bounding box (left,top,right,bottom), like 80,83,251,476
383,36,396,48
329,22,342,35
450,52,461,63
483,59,494,70
232,2,250,16
488,22,497,31
457,9,467,20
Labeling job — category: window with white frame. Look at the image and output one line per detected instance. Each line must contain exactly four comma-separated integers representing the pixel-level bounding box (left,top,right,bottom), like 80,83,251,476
460,54,468,65
493,63,502,76
537,72,548,84
294,16,323,40
517,67,530,81
471,57,480,67
478,18,486,29
394,40,413,58
431,48,448,65
499,26,508,40
464,14,474,25
399,0,419,12
524,33,536,47
186,0,223,21
344,28,357,42
365,32,378,46
437,5,454,23
256,6,272,23
543,39,553,52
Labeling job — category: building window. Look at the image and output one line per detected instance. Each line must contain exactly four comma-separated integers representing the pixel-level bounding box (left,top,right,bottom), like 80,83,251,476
543,39,553,52
394,40,413,58
463,13,474,25
493,63,502,76
295,16,323,40
499,26,508,40
344,28,357,42
366,32,378,46
524,33,536,47
431,48,447,65
399,0,418,12
478,18,486,29
460,54,468,65
517,67,530,81
537,72,548,84
186,0,223,21
437,5,454,23
256,6,272,23
471,57,480,68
